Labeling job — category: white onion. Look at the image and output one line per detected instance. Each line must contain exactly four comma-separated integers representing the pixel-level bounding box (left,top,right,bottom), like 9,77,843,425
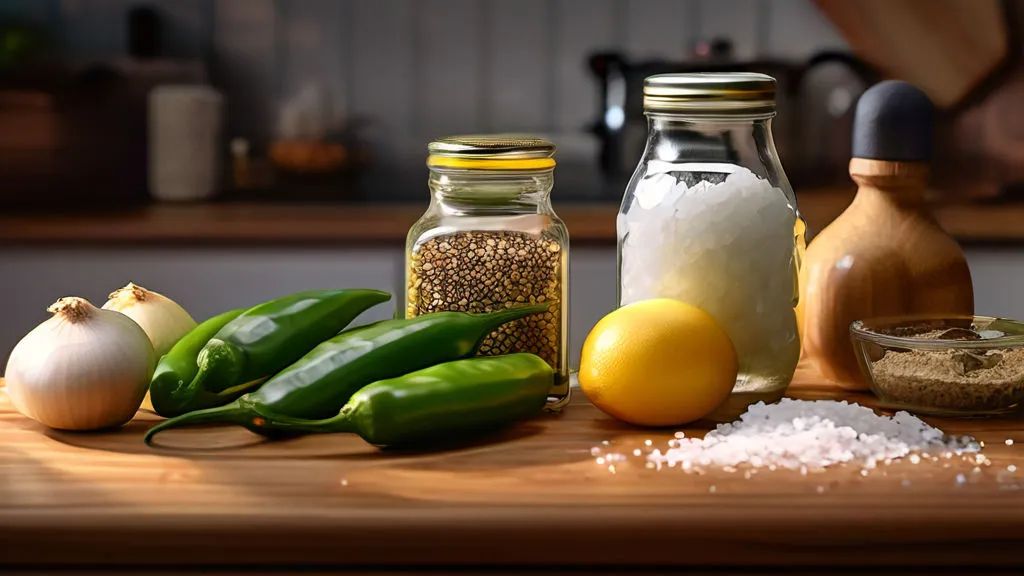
102,282,196,357
5,297,155,431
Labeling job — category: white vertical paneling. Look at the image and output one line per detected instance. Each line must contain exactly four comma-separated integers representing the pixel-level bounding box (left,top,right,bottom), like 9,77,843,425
214,0,276,144
278,0,347,133
568,248,619,369
766,0,847,59
483,0,549,132
698,0,759,60
417,0,484,138
350,0,415,157
552,0,618,133
624,0,694,60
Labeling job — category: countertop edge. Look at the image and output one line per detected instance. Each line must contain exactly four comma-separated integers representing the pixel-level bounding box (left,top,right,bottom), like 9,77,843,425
2,190,1023,246
3,505,1024,568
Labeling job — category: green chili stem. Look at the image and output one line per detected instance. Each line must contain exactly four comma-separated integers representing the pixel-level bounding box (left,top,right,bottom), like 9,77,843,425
247,404,357,435
144,403,251,445
190,340,245,393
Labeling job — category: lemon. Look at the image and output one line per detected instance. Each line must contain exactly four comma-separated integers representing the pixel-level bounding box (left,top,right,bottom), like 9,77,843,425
579,298,738,427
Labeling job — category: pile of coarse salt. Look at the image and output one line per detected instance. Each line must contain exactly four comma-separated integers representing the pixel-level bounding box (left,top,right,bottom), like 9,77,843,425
647,399,981,472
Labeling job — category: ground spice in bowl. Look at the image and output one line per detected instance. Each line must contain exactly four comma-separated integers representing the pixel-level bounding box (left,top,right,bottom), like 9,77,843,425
872,348,1024,413
854,317,1024,416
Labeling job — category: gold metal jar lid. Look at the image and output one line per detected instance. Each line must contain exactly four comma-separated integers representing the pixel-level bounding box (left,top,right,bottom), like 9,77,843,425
643,72,777,117
427,135,556,170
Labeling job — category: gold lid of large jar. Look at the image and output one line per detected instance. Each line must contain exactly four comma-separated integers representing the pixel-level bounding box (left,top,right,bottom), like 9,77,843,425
643,72,777,117
427,135,556,170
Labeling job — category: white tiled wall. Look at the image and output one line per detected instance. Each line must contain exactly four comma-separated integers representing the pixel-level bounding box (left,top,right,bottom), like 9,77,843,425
1,0,848,155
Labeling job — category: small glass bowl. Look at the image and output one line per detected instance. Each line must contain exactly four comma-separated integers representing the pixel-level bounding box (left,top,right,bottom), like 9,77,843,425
851,315,1024,417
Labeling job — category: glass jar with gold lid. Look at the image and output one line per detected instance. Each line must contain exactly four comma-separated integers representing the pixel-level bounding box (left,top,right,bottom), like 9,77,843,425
405,135,570,408
618,73,805,418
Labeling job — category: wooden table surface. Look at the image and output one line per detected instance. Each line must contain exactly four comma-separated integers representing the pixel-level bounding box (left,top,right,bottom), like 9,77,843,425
2,369,1024,572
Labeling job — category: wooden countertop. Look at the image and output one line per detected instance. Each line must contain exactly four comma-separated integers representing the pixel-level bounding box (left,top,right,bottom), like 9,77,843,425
1,189,1023,245
3,368,1024,572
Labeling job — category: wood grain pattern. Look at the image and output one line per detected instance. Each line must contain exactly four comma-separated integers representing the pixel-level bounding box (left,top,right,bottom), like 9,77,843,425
814,0,1009,109
799,160,975,389
2,189,1024,246
2,368,1024,570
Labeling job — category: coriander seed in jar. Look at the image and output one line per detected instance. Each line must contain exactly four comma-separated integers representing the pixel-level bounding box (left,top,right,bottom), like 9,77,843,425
617,73,806,418
406,135,570,409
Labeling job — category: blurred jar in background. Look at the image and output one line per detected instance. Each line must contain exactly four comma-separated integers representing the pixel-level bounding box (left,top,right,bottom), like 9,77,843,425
148,85,223,202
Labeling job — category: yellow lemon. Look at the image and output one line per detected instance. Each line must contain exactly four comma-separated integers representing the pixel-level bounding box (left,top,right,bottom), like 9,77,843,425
579,298,738,427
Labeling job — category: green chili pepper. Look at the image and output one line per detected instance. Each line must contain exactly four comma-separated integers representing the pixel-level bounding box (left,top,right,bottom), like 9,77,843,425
149,308,246,417
173,289,391,412
144,304,547,444
156,354,553,447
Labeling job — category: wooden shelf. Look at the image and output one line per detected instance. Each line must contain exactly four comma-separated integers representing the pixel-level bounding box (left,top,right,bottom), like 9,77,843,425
0,189,1022,246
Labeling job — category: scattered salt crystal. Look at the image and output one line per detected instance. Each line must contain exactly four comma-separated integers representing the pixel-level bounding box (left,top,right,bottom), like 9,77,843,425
709,485,717,493
860,469,868,477
956,473,967,485
1007,439,1015,446
973,467,982,474
1009,465,1018,473
633,449,642,457
674,431,686,439
595,457,605,465
602,440,611,446
590,447,602,456
646,399,978,471
608,465,616,474
644,439,653,447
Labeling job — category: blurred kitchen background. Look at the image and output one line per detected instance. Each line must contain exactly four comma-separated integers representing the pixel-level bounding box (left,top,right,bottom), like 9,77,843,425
0,0,1022,370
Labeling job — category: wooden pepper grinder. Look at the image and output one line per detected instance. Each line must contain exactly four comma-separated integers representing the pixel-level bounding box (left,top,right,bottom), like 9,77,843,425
797,80,974,389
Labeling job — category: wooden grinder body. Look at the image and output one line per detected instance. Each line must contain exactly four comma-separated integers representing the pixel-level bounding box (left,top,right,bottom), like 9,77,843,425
798,159,974,388
797,81,974,389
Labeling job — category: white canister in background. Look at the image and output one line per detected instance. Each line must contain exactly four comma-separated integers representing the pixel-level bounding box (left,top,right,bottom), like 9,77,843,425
148,85,223,202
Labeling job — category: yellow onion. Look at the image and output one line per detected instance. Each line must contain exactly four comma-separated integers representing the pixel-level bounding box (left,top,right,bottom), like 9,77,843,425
5,297,154,430
103,282,196,357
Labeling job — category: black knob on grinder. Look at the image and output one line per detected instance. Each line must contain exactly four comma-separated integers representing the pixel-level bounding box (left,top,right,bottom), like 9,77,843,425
852,80,933,162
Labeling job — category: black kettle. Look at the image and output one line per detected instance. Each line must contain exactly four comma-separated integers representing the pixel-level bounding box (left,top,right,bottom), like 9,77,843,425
588,47,880,190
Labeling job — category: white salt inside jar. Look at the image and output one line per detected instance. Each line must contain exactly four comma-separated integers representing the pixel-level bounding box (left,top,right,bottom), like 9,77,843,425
619,163,799,395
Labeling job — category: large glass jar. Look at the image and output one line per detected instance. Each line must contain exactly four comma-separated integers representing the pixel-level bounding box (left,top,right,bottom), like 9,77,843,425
406,135,570,409
617,73,805,418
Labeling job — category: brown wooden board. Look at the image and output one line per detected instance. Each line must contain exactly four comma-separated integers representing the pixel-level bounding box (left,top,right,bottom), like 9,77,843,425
2,366,1024,570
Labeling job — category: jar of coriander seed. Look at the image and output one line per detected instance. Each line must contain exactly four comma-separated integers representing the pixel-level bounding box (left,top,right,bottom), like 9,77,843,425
405,135,570,409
